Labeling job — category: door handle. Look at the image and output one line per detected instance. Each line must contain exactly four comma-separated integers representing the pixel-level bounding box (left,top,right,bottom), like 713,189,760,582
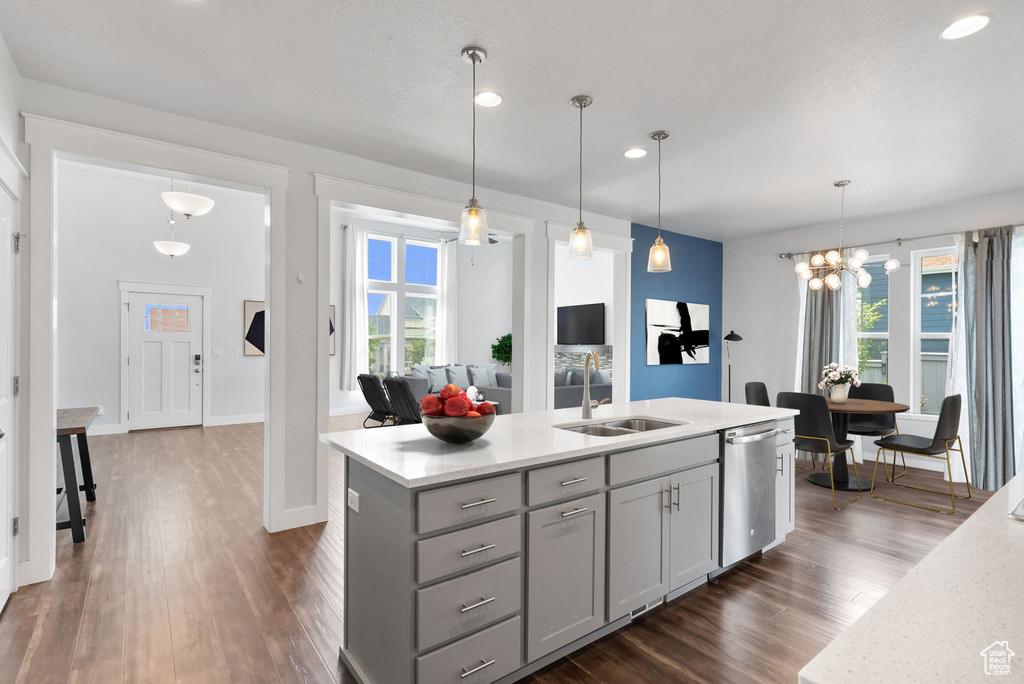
0,428,5,440
726,429,779,444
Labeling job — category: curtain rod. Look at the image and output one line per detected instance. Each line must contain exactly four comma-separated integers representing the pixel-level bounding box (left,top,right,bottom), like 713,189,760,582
778,229,959,259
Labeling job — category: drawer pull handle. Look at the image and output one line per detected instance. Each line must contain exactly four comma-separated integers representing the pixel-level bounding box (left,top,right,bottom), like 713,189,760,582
461,497,496,510
560,476,588,486
561,507,589,518
460,596,496,613
461,658,496,678
460,543,496,557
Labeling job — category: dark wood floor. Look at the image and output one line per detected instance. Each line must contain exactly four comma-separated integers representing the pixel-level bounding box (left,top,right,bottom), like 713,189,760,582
0,420,989,684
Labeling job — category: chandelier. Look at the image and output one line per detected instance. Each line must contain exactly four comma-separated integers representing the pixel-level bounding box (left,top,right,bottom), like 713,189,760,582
795,180,899,290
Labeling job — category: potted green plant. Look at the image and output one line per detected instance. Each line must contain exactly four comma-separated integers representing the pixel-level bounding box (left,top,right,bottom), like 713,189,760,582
491,333,512,366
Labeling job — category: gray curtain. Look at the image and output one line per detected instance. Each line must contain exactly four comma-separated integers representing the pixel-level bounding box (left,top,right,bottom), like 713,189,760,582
799,253,841,394
963,226,1016,490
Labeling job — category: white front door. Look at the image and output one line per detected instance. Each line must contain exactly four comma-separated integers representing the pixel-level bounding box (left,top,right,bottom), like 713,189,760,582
0,190,17,610
128,293,203,430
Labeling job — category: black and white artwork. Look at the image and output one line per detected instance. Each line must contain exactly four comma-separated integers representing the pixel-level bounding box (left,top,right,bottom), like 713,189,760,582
244,300,266,356
329,305,336,356
646,299,710,365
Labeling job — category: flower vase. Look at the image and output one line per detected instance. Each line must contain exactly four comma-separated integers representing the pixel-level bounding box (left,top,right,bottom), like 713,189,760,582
830,384,848,403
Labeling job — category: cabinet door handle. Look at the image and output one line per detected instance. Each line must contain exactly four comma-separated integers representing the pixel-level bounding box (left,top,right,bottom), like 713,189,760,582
460,543,496,557
461,659,496,678
460,596,496,613
561,507,589,518
664,488,672,513
461,497,496,509
776,454,785,474
560,476,588,486
673,483,681,511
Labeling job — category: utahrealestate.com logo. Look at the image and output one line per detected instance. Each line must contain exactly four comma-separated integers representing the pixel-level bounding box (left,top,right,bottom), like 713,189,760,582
980,641,1015,676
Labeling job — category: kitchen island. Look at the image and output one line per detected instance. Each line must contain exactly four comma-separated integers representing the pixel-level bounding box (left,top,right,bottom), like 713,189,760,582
320,398,797,684
799,468,1024,683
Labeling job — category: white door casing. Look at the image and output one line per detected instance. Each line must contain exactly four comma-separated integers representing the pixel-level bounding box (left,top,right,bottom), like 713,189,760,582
127,292,203,430
0,189,16,610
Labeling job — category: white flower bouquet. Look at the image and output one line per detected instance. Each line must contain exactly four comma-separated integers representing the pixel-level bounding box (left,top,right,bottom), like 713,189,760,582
817,362,861,390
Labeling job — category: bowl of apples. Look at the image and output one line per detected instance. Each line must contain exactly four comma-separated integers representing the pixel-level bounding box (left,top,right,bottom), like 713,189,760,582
419,383,497,444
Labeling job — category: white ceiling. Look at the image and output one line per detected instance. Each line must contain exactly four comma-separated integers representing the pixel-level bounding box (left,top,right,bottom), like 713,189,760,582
2,0,1023,240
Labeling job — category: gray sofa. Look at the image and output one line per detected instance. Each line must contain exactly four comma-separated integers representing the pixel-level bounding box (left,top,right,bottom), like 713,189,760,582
402,371,512,415
554,369,612,409
554,381,612,409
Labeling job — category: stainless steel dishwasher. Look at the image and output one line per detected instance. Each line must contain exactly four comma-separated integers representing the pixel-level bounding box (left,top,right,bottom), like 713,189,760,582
721,421,779,567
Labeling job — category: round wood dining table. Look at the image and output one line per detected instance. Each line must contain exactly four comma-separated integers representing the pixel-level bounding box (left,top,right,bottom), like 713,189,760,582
806,397,910,491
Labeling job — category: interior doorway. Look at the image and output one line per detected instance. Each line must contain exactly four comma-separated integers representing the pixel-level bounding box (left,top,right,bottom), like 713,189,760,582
125,291,204,430
0,187,17,611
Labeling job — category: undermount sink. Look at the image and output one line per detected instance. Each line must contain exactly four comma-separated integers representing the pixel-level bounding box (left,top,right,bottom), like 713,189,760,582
562,425,637,437
599,418,687,432
558,417,689,437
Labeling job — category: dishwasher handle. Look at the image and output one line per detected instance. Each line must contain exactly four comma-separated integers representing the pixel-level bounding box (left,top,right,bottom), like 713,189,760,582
726,429,779,445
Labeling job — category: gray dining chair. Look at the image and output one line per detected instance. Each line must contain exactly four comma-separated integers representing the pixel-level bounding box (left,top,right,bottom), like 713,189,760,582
847,383,903,481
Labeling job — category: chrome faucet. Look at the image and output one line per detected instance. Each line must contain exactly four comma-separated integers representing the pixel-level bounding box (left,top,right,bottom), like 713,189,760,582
582,350,610,419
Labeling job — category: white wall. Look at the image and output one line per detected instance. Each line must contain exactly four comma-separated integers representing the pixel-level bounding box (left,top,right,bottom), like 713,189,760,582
553,243,615,344
457,238,513,367
0,33,22,164
56,160,266,429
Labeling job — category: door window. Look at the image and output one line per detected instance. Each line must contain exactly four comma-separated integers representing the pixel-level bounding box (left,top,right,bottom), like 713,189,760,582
145,304,189,332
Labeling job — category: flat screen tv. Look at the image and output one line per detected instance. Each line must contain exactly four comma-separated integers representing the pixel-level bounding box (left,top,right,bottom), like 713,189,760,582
557,303,605,345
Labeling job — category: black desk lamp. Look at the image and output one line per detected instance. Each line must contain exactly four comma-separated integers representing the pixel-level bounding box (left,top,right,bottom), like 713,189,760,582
724,331,743,402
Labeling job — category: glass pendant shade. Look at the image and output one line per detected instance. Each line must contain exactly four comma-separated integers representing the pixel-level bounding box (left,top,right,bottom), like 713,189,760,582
808,277,824,290
458,198,488,245
567,222,594,259
794,261,809,274
154,240,190,258
883,258,901,272
810,253,826,267
647,235,672,272
800,269,813,281
161,187,215,219
857,271,873,288
824,272,842,290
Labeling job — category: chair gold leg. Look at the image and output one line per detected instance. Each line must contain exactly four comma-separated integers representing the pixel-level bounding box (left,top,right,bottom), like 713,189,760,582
870,447,885,498
869,438,972,515
794,449,814,471
829,447,862,511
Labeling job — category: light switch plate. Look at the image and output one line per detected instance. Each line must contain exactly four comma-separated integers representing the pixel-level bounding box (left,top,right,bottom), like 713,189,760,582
234,349,243,357
347,489,360,513
212,348,223,357
97,406,104,416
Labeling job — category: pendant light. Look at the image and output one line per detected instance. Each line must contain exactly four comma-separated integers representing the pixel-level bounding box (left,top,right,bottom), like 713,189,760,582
647,130,672,273
154,213,190,258
458,46,489,246
161,179,215,219
568,95,594,259
794,180,900,291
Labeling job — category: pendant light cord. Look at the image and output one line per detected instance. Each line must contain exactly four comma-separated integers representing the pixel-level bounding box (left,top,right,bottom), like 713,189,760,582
578,102,583,224
657,137,662,238
471,55,477,200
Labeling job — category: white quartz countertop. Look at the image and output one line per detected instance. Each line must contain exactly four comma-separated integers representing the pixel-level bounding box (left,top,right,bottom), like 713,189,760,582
799,469,1024,684
319,397,796,488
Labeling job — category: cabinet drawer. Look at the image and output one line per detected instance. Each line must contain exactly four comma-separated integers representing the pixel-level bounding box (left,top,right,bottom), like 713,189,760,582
416,616,521,684
418,474,522,535
416,558,522,652
776,418,795,446
417,515,522,584
608,434,719,486
527,456,605,506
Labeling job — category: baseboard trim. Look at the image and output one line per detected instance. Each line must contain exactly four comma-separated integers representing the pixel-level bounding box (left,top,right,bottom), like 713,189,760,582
271,505,320,532
206,413,265,426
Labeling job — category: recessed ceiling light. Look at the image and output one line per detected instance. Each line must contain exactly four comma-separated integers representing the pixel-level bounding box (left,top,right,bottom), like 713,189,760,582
624,148,647,159
474,91,503,107
941,14,991,39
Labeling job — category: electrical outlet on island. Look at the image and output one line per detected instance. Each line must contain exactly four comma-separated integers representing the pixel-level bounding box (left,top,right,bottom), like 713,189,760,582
347,489,360,513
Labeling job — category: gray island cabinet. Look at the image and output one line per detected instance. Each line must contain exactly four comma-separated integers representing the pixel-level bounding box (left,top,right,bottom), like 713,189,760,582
321,398,798,684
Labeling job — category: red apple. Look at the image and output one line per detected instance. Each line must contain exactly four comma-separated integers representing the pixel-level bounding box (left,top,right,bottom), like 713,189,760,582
440,383,462,401
420,394,444,416
475,402,495,416
443,395,473,417
466,410,481,418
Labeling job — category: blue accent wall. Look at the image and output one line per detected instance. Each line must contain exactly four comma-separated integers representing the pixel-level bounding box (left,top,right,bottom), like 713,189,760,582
631,223,723,401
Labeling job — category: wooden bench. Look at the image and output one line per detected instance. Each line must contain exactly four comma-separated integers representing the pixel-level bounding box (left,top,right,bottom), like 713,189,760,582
56,407,99,543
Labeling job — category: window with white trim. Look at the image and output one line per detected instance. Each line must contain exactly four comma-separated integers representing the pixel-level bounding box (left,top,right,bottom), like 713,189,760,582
856,258,889,383
912,248,958,415
366,235,440,376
